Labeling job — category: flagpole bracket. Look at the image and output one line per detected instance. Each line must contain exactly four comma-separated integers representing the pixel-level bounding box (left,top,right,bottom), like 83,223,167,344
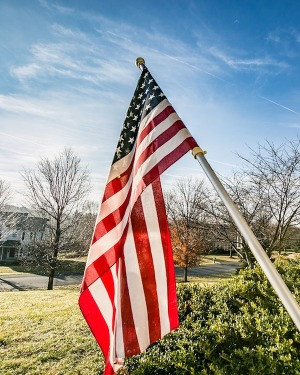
136,57,146,71
192,146,207,158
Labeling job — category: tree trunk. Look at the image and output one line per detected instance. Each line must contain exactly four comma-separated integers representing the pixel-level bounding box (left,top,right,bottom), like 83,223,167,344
48,267,55,290
183,266,188,282
47,222,61,290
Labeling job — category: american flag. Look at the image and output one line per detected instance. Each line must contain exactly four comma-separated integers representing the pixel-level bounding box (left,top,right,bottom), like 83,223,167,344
79,66,198,374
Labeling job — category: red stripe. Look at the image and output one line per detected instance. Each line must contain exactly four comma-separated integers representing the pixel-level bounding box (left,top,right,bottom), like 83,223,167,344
102,157,134,203
79,289,110,359
131,195,161,344
153,178,179,329
135,120,185,174
81,223,129,292
120,255,140,357
138,105,175,146
133,137,198,203
93,185,132,243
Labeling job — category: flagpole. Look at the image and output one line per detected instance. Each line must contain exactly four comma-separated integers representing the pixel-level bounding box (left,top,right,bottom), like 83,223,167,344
192,146,300,332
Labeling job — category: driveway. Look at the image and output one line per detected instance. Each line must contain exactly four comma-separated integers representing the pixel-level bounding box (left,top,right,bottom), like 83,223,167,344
175,258,240,278
0,258,240,291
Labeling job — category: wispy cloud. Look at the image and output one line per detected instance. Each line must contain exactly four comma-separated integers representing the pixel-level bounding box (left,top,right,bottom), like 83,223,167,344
0,94,53,117
260,96,300,116
209,47,288,70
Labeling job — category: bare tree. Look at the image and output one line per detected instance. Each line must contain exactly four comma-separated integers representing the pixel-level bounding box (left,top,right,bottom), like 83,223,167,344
166,178,210,282
60,200,98,256
0,179,11,211
205,139,300,265
21,148,90,289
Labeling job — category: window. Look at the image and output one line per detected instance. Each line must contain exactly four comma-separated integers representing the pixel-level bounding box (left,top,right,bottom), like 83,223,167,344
9,248,15,258
22,232,25,240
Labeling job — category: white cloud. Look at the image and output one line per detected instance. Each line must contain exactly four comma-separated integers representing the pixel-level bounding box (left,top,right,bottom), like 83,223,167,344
0,94,53,117
10,63,41,81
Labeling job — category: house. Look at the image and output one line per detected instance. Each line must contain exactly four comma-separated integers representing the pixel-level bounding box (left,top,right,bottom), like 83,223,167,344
0,206,48,261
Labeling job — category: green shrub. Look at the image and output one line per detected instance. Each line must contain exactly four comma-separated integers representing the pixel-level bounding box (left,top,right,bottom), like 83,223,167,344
126,259,300,374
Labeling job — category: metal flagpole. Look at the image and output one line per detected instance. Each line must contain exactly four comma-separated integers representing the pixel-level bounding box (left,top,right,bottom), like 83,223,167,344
135,57,300,332
192,146,300,332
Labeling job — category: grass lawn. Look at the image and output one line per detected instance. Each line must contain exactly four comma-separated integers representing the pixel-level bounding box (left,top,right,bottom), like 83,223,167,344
0,286,104,375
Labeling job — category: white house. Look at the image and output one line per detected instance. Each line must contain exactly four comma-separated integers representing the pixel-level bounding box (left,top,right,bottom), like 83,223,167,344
0,206,48,261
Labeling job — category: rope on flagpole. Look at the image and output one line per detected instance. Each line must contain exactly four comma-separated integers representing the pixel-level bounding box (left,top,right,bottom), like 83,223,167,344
192,147,300,332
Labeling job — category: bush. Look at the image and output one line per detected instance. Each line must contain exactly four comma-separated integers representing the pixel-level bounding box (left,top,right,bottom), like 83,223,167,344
126,259,300,374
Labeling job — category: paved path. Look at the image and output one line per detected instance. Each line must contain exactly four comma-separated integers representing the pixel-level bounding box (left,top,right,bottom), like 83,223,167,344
175,259,240,278
0,259,240,291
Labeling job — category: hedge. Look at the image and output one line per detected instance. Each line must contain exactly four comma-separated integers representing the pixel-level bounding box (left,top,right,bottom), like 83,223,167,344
125,258,300,374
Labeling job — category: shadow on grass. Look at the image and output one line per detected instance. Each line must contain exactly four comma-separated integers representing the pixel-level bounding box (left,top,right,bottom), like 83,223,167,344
0,259,85,277
0,277,27,291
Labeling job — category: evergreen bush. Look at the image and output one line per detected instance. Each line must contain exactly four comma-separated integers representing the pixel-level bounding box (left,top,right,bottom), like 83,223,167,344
126,259,300,374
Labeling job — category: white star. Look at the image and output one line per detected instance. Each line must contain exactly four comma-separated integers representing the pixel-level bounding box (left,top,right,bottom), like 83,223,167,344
128,137,134,144
148,78,153,83
142,98,146,104
159,92,164,97
141,83,145,88
135,104,140,110
133,115,138,121
116,146,121,154
138,93,143,99
145,88,149,94
130,125,136,132
129,111,134,117
144,72,149,77
145,104,151,110
153,85,159,90
120,141,124,148
149,94,155,100
119,135,124,142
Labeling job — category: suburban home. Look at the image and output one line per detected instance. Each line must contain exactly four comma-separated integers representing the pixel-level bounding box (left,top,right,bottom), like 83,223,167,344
0,206,48,261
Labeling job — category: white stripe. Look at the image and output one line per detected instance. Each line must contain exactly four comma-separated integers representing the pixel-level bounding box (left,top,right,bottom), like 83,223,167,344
123,221,150,352
141,185,170,336
115,261,125,359
131,127,192,201
89,277,115,365
98,172,133,222
135,111,180,163
86,204,131,267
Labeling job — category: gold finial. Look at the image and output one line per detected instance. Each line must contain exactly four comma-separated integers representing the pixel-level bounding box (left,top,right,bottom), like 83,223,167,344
192,146,207,158
135,57,145,71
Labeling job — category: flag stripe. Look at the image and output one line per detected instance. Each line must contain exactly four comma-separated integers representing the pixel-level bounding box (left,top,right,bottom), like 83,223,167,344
120,255,141,357
141,182,170,336
123,221,150,352
131,193,161,344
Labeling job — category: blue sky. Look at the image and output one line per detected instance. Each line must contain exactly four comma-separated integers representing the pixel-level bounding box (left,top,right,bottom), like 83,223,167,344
1,0,300,204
